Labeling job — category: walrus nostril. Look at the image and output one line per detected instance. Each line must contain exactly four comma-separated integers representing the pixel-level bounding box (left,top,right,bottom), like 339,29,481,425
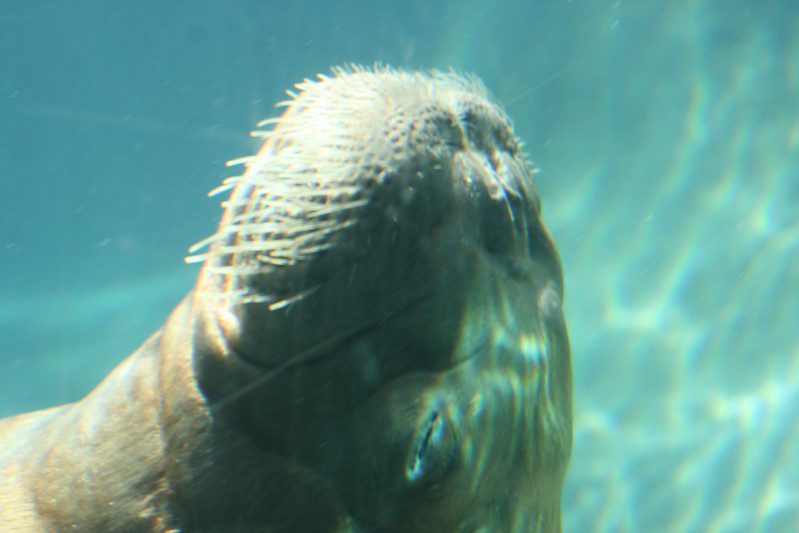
405,409,456,485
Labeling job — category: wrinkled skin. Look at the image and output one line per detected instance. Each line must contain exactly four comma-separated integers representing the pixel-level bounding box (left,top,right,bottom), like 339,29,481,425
0,68,571,532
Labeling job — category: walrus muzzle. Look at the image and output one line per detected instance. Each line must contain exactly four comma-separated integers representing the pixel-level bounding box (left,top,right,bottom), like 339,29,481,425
0,66,571,532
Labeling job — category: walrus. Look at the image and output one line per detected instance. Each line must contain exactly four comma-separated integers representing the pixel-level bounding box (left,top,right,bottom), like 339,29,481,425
0,66,571,532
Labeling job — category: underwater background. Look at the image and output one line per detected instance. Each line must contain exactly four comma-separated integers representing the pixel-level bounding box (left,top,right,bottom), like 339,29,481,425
1,1,797,531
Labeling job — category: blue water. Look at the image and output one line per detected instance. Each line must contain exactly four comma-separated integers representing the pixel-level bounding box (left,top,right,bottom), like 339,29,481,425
1,1,797,531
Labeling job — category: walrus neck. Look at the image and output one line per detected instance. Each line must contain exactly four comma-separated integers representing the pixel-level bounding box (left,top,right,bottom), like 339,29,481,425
157,291,247,430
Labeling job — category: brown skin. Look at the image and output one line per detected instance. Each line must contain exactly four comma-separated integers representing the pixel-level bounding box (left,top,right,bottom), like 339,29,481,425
0,70,571,532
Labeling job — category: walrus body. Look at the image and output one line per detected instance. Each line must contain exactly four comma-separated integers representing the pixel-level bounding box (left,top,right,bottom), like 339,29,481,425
0,67,571,532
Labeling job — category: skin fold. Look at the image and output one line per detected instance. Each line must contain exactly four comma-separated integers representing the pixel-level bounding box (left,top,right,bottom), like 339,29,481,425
0,66,571,532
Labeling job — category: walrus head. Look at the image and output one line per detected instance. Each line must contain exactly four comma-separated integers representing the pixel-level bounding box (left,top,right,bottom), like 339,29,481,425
185,66,571,531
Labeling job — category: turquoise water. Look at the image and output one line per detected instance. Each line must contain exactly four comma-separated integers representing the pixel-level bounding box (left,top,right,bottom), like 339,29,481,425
1,1,797,531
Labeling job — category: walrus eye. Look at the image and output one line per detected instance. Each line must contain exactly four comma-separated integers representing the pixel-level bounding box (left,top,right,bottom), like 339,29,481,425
404,409,456,485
